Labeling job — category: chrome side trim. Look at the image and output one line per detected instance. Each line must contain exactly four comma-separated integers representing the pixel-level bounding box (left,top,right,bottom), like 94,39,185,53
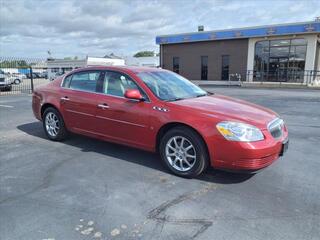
65,109,95,117
95,115,147,128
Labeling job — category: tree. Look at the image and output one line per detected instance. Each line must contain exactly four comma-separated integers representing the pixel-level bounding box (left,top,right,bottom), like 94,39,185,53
0,60,29,68
133,51,154,57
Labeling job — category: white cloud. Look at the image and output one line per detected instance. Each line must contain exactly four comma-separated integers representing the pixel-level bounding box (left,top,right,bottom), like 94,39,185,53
0,0,319,58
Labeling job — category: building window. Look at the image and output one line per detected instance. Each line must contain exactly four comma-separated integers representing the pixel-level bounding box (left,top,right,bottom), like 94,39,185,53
201,56,208,80
254,38,307,82
51,68,59,73
221,55,229,80
61,67,73,74
173,57,180,74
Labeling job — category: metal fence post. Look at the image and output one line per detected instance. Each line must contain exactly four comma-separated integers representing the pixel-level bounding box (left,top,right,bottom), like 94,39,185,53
30,67,34,93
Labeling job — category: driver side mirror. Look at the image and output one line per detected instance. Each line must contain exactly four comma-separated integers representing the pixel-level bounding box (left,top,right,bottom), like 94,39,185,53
124,89,144,101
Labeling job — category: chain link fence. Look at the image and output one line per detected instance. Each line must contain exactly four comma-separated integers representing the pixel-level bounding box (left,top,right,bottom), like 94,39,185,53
0,57,49,95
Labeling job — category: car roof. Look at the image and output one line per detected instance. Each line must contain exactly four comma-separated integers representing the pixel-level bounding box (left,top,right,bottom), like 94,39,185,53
73,65,166,74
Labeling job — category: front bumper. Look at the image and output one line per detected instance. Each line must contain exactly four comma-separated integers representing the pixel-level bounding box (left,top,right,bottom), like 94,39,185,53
210,127,289,171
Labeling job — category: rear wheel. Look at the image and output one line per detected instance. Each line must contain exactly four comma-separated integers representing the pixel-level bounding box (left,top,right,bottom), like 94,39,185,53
14,79,21,85
43,107,67,141
160,126,209,178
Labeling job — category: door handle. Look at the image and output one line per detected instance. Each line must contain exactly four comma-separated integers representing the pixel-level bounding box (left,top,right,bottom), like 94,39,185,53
97,103,109,109
60,96,69,101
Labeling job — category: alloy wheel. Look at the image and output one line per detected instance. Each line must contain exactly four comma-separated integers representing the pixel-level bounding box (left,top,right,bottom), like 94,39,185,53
45,112,60,137
165,136,196,172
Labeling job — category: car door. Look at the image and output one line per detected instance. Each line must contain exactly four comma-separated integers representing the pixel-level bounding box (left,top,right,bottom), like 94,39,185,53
59,70,102,134
94,70,153,149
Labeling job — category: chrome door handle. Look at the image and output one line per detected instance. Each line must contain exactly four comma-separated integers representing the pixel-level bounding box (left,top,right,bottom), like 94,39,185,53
97,103,109,109
60,96,69,101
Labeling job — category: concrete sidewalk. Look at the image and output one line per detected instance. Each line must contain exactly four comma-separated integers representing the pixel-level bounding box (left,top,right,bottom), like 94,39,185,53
192,80,320,89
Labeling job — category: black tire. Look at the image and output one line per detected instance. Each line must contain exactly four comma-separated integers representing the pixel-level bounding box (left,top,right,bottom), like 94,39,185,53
159,126,209,178
42,107,67,141
5,85,12,91
14,79,21,85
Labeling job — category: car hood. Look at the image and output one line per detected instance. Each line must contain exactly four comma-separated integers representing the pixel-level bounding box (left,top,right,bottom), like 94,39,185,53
167,94,278,129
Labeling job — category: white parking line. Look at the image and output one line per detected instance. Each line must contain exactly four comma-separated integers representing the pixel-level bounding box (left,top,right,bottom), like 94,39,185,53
0,104,14,108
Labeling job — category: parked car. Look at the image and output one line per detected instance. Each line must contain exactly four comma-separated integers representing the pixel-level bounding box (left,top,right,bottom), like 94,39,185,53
38,71,48,79
0,69,12,91
32,66,289,177
7,73,26,85
49,72,64,81
26,72,41,79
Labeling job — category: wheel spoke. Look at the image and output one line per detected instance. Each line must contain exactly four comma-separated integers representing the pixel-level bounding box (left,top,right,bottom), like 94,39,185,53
166,152,175,157
179,159,184,171
183,159,192,167
173,137,178,147
185,145,193,151
186,154,196,159
180,138,185,148
168,145,176,151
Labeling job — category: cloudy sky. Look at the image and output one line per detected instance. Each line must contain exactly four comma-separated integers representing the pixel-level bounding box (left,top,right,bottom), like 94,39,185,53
1,0,319,59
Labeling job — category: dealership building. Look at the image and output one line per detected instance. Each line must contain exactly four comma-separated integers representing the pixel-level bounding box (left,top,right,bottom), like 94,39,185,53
156,21,320,84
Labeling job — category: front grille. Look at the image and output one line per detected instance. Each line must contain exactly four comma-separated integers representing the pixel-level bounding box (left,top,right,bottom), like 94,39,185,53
0,78,4,82
268,118,284,139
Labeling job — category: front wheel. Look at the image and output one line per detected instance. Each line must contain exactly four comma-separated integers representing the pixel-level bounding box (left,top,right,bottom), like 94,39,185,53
159,126,209,178
14,79,21,85
43,107,67,141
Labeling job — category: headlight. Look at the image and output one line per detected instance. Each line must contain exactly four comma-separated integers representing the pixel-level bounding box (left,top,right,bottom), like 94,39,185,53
216,121,264,142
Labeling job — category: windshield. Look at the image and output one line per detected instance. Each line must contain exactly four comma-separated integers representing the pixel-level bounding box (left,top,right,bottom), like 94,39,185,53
137,71,207,101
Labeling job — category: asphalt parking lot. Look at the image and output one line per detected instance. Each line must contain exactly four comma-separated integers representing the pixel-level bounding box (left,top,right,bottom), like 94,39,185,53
0,87,319,240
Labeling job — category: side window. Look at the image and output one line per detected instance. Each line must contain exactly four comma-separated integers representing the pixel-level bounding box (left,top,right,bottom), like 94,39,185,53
62,75,72,87
69,71,100,92
103,71,148,99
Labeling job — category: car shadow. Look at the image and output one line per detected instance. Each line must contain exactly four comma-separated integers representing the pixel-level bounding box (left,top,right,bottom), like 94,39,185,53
17,122,253,184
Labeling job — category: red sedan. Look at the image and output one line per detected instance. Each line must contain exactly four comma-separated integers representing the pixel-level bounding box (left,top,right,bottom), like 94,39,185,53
32,66,288,177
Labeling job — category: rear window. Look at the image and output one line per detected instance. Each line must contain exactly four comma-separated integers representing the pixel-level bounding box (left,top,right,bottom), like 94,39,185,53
65,71,100,92
62,75,72,87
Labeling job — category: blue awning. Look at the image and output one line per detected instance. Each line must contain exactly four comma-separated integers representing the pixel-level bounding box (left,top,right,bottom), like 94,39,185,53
156,21,320,45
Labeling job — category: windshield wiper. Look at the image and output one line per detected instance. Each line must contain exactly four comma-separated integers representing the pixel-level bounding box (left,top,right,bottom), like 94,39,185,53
165,97,185,102
195,93,208,98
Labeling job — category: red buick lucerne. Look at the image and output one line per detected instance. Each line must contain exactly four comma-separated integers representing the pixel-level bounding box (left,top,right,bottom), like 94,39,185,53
32,66,288,177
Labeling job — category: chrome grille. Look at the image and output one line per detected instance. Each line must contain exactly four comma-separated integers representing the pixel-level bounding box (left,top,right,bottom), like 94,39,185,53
268,118,284,139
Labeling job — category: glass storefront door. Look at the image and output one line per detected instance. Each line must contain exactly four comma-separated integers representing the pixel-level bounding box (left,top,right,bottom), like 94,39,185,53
269,57,289,82
254,38,307,82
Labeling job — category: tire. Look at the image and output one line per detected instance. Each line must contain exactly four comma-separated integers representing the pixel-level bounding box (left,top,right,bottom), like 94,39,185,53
159,126,209,178
5,85,12,91
14,79,21,85
43,107,67,141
